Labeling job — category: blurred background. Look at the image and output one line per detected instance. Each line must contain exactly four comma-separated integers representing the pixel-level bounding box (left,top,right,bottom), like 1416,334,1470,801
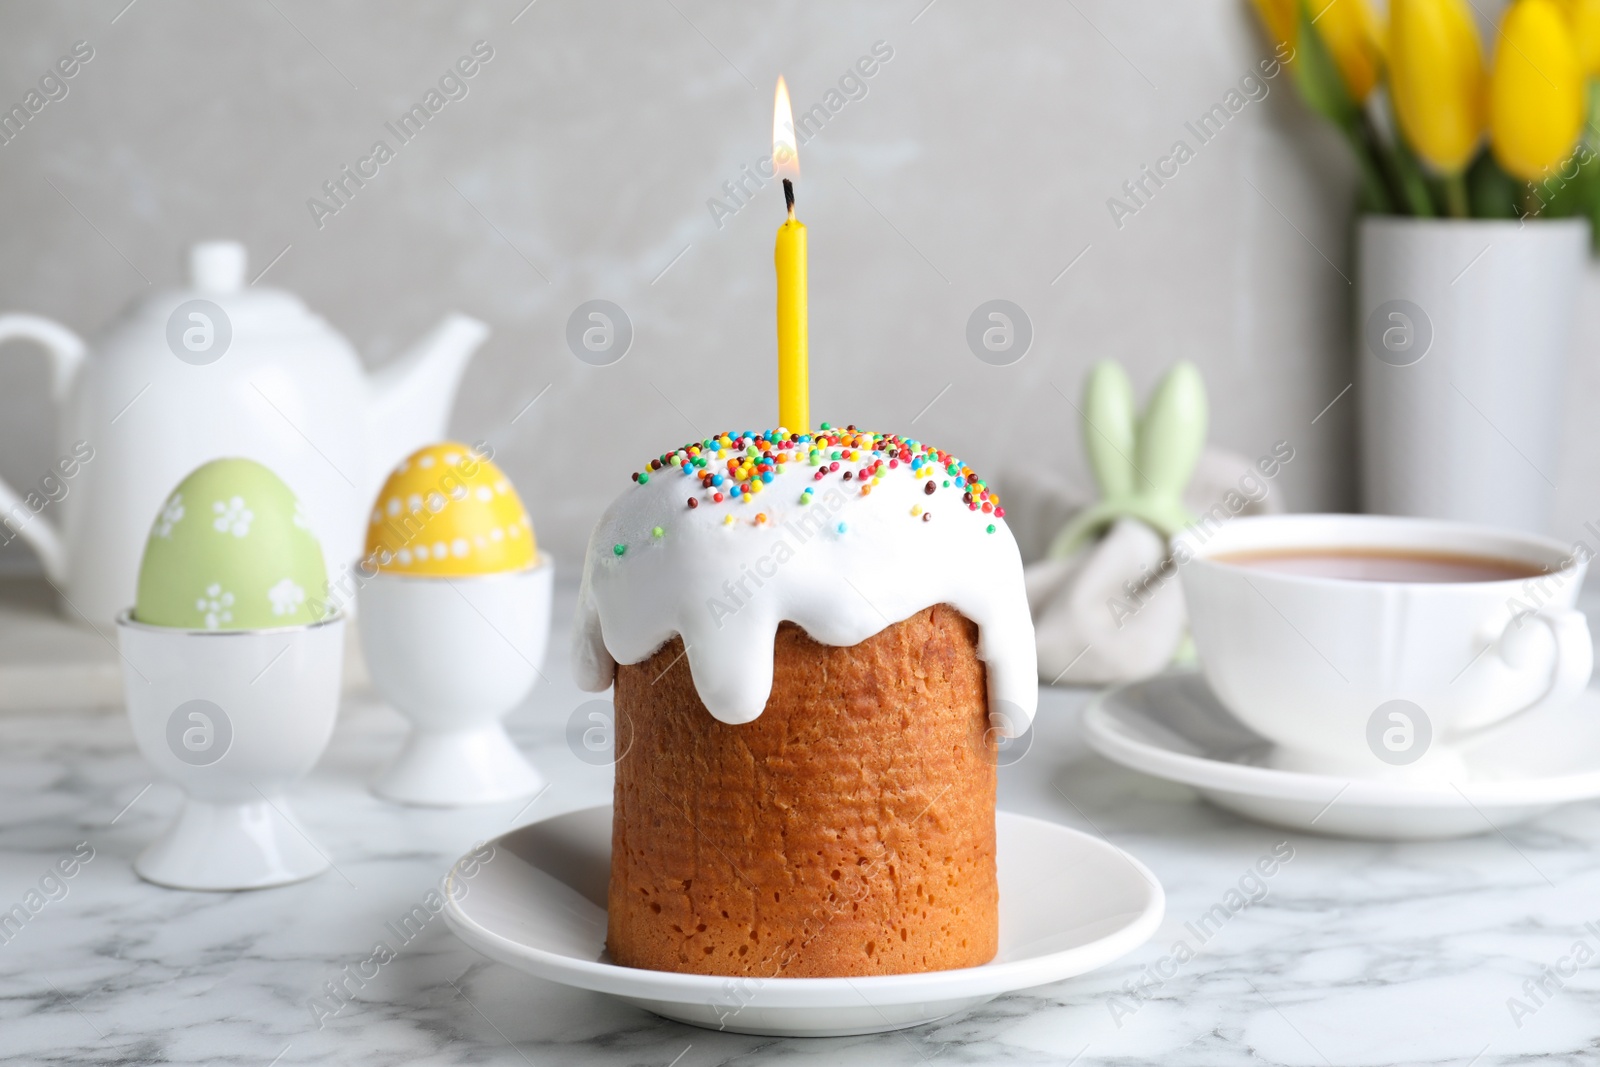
0,0,1594,575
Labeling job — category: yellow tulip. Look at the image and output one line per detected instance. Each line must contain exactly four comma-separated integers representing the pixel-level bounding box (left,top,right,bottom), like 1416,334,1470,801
1490,0,1584,180
1249,0,1385,101
1250,0,1297,54
1312,0,1386,101
1389,0,1485,172
1559,0,1600,73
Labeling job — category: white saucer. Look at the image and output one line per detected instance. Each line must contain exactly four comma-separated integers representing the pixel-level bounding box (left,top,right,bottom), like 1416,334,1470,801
442,805,1164,1037
1084,670,1600,840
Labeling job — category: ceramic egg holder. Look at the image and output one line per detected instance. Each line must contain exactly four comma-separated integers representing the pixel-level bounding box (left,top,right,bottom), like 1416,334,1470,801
117,613,345,890
359,559,552,806
120,457,346,891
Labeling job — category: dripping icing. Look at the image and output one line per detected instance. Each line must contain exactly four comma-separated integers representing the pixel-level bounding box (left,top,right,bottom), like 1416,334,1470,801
574,427,1037,727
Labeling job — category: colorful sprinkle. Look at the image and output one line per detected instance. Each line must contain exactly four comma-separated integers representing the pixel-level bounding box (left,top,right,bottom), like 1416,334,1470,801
629,428,1002,535
613,544,627,556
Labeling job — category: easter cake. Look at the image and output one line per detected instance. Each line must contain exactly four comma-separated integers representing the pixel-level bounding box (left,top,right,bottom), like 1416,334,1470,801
574,426,1036,978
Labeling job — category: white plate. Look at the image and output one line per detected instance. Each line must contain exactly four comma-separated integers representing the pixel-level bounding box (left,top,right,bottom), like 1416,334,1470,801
1084,670,1600,839
442,805,1164,1037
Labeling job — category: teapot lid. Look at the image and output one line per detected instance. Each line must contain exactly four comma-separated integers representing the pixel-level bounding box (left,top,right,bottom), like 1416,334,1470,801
189,241,247,294
107,240,350,348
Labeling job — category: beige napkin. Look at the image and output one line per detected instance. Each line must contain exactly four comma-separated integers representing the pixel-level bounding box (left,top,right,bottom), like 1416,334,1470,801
1006,447,1285,686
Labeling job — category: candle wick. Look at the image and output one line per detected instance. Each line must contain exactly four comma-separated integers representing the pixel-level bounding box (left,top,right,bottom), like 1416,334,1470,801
783,178,795,215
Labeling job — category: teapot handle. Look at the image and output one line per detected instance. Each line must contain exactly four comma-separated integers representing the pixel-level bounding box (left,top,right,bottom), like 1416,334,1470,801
0,314,87,583
0,314,85,400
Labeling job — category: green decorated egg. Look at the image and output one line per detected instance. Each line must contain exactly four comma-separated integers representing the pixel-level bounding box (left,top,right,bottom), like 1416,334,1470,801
135,458,329,630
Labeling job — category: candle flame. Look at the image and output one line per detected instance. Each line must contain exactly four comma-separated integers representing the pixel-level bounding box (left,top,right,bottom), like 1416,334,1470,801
773,75,799,181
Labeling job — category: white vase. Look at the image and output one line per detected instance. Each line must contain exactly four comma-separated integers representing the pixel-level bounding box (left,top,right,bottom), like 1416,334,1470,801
1356,216,1588,534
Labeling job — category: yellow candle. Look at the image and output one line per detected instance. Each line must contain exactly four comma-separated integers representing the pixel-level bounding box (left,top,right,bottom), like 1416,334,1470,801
773,76,808,434
776,211,808,434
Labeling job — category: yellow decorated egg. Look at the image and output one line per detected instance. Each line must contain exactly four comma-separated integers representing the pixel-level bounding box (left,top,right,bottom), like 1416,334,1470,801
365,443,536,577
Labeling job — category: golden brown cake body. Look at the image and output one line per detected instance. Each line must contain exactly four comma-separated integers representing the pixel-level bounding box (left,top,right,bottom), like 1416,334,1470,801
608,603,998,978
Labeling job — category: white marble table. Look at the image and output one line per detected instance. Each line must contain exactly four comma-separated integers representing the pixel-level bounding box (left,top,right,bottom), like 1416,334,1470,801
5,577,1600,1066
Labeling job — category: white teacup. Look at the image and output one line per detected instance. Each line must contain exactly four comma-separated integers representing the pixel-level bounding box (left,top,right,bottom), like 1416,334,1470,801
1174,514,1592,780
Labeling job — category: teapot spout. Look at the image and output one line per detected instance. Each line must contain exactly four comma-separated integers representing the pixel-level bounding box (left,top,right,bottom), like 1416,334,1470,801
366,313,489,485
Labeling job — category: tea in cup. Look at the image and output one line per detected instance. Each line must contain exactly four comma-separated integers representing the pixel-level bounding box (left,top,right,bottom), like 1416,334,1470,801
1174,515,1592,780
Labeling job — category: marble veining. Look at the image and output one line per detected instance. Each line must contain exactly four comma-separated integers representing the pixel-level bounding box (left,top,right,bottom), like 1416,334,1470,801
4,578,1600,1065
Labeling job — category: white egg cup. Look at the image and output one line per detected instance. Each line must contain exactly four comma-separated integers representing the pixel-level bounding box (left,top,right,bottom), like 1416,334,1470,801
358,558,551,807
116,612,346,891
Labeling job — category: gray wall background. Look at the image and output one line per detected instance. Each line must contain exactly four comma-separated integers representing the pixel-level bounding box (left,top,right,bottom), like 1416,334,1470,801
1,0,1593,573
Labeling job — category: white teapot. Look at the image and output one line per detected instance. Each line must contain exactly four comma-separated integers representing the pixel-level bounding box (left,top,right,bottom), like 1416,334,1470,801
0,240,489,626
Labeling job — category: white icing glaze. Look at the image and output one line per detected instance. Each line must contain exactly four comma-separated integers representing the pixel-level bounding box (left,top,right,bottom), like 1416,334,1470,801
573,432,1038,728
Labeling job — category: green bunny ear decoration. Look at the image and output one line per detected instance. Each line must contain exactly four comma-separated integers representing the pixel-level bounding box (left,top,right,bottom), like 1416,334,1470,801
1135,360,1207,499
1082,361,1138,500
1048,359,1208,558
